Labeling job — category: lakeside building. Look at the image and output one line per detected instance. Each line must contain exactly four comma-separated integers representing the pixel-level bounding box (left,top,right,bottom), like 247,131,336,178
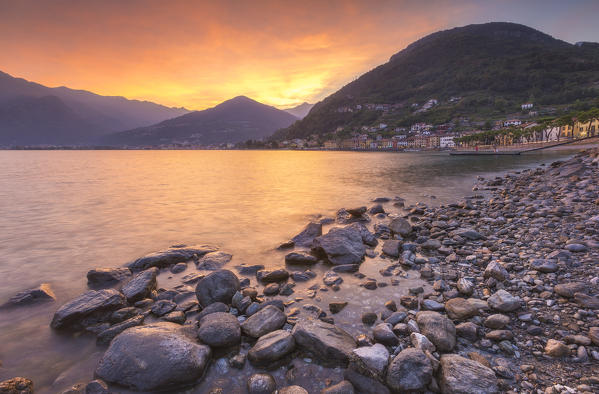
503,119,522,127
521,103,534,110
560,119,599,138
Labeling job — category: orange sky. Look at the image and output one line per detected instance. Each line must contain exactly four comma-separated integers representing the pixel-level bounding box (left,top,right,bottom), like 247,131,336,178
1,0,598,110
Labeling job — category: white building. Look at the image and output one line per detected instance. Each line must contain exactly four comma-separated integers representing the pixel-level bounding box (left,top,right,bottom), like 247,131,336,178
521,103,534,110
440,135,456,148
503,119,522,127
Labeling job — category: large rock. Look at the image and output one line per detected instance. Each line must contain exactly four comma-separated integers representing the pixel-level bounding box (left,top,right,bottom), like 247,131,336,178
241,305,286,338
554,282,586,298
487,289,521,312
292,222,323,247
248,330,295,365
127,244,217,271
444,298,478,321
292,318,357,366
483,261,509,281
247,373,276,394
416,311,456,352
195,269,240,307
0,377,33,394
87,268,132,287
439,354,499,394
386,348,432,392
351,343,389,376
97,314,144,345
122,268,158,303
382,240,401,258
198,312,241,347
3,284,55,307
389,217,412,237
51,289,126,329
95,322,211,391
347,222,378,247
285,252,318,265
196,251,232,270
312,226,366,265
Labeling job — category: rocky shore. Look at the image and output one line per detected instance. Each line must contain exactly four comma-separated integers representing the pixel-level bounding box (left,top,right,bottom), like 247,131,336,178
2,148,599,394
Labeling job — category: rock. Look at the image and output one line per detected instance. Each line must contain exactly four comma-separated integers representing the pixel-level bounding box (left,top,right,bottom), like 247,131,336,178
457,278,474,295
162,310,185,324
346,223,378,246
439,354,499,394
386,348,432,392
241,305,286,338
0,377,33,394
247,373,276,394
361,312,378,325
422,238,441,250
487,289,521,312
3,283,55,306
422,299,444,311
51,289,126,330
456,322,478,342
235,264,265,275
445,298,478,320
574,292,599,309
95,322,211,391
122,268,158,303
84,379,109,394
263,283,279,296
198,312,241,347
369,204,385,214
385,311,407,325
483,261,509,281
416,311,456,352
347,206,367,217
565,243,587,252
321,380,355,394
554,282,586,298
312,226,366,265
329,302,348,314
589,327,599,346
292,222,323,247
97,314,144,345
372,323,398,346
351,343,389,376
256,269,290,283
292,318,357,366
291,271,316,282
343,369,389,394
411,332,436,352
195,269,240,307
545,339,570,357
151,300,176,316
196,251,232,270
197,302,229,320
279,386,308,394
530,259,558,273
389,217,412,237
453,228,483,240
323,271,342,286
285,252,318,265
170,262,187,274
381,240,401,258
87,268,132,286
248,330,295,365
484,314,510,329
332,264,360,273
127,244,217,271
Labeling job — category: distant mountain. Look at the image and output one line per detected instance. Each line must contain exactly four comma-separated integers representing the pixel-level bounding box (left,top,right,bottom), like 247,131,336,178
103,96,298,146
274,22,599,140
283,102,314,119
0,71,189,146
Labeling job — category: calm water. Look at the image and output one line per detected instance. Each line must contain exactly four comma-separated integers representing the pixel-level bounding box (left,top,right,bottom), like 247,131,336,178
0,149,577,392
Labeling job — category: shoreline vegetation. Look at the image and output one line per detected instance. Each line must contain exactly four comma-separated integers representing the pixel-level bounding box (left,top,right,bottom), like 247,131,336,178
2,148,599,393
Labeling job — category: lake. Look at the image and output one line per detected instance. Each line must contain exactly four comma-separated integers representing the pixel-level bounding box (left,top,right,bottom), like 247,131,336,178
0,149,578,392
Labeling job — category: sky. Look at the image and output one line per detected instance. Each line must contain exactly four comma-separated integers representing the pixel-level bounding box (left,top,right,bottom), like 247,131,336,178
1,0,598,110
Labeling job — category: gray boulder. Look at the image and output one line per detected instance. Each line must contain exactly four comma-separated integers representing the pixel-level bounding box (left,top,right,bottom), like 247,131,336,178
241,305,286,338
122,268,158,303
351,343,389,376
196,251,232,270
487,289,521,312
198,312,241,347
127,244,217,271
312,226,366,265
386,348,432,392
382,240,401,258
51,289,126,329
292,222,323,247
389,217,411,237
439,354,499,394
416,311,456,352
248,330,295,365
87,268,132,287
347,222,378,247
285,252,318,265
95,322,211,391
3,283,55,307
292,318,357,366
195,270,240,307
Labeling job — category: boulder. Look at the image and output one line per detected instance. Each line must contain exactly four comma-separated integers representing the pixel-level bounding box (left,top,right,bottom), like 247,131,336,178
487,289,521,312
195,269,240,307
292,318,357,366
0,377,33,394
439,354,499,394
3,283,55,306
351,343,389,376
198,312,241,347
97,314,144,345
248,330,295,365
444,298,478,321
343,369,389,394
87,268,132,287
196,251,232,270
95,323,211,391
389,217,412,237
292,222,323,247
256,269,290,283
127,244,217,271
386,348,432,392
247,373,276,394
285,252,318,265
51,289,126,329
574,293,599,309
241,305,287,338
122,268,158,303
312,226,366,265
483,261,509,281
279,386,308,394
151,300,176,316
346,223,378,247
381,240,401,258
554,282,586,298
416,311,456,352
372,323,398,346
545,339,569,357
484,314,510,329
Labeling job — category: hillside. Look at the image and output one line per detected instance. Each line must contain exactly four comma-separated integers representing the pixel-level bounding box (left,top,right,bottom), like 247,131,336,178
284,102,314,119
274,22,599,140
103,96,298,147
0,71,189,145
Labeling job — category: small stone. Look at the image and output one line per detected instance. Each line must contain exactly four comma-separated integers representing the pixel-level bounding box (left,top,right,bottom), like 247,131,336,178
545,339,569,358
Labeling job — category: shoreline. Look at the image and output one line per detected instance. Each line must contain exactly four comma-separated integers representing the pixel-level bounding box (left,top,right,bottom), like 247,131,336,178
1,149,599,393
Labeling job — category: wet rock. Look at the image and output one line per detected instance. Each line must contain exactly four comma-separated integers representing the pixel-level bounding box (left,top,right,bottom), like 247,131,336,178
292,318,357,366
285,252,318,265
0,377,33,394
343,369,389,394
197,302,229,319
3,283,55,306
487,289,521,312
386,348,432,392
87,268,132,287
323,271,342,286
51,289,126,330
97,314,144,345
351,343,389,376
369,204,385,215
312,226,366,265
127,244,217,271
195,269,240,307
416,311,456,352
346,223,378,247
196,251,232,270
445,298,478,320
545,339,570,357
372,323,398,346
84,379,109,394
332,264,359,273
292,222,323,247
95,322,211,391
151,300,176,316
361,312,377,325
198,312,241,347
122,268,158,303
263,283,279,296
162,310,185,324
439,354,498,394
256,269,290,283
321,380,355,393
235,264,265,275
170,262,187,274
329,302,348,314
247,373,276,394
381,240,401,258
241,305,286,338
291,271,316,282
248,330,295,365
279,386,308,394
389,217,412,237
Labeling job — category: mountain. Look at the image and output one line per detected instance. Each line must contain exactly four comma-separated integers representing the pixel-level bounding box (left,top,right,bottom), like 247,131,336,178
103,96,298,146
283,102,314,119
274,22,599,140
0,71,189,146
